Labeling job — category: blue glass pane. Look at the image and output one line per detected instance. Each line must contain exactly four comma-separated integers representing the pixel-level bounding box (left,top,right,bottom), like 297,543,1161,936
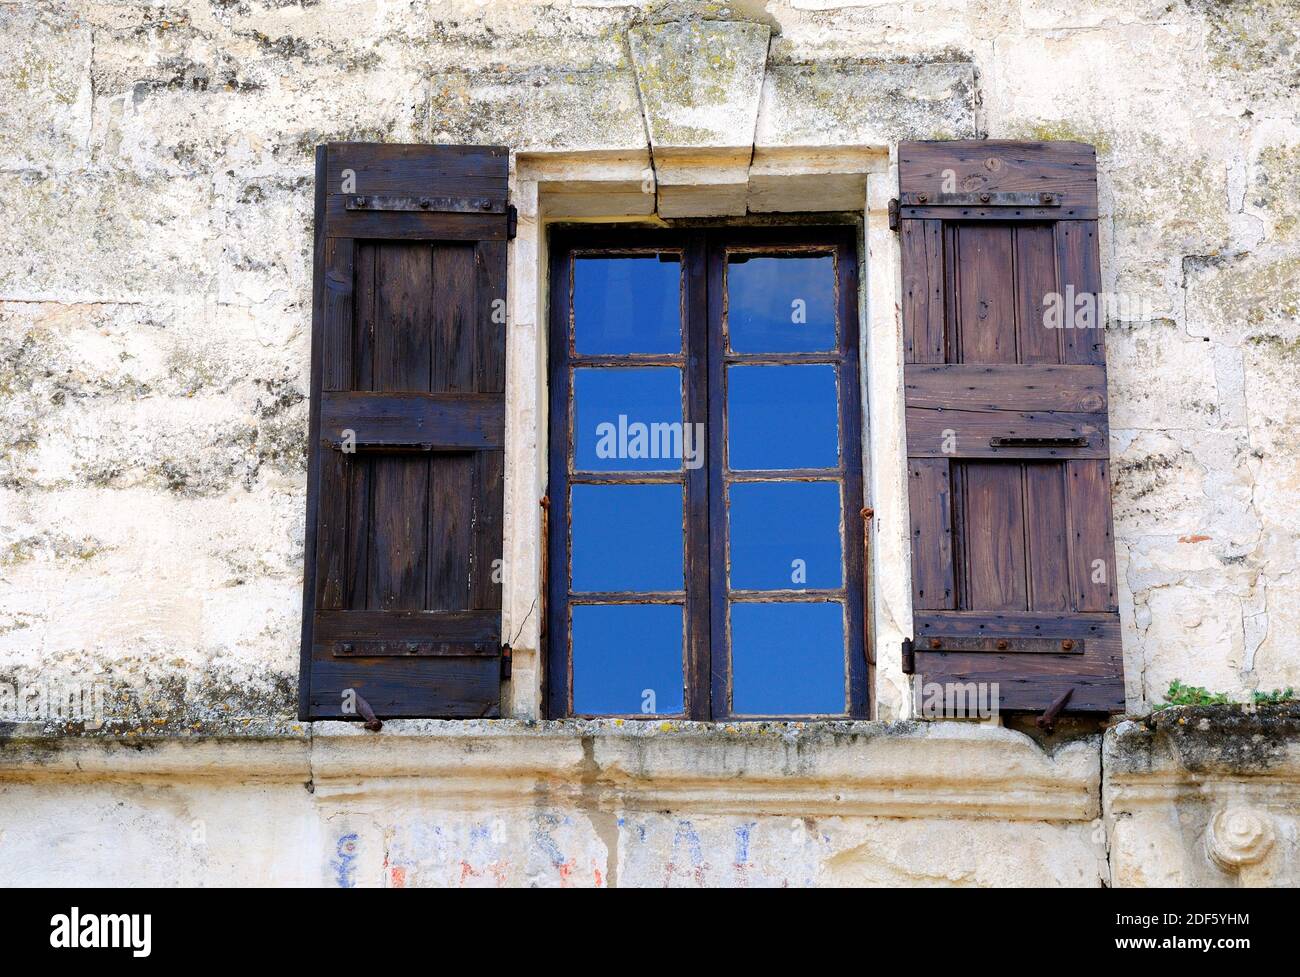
574,256,681,355
731,602,845,715
571,484,683,592
574,367,684,471
573,604,684,715
730,482,843,590
727,364,839,470
728,255,835,353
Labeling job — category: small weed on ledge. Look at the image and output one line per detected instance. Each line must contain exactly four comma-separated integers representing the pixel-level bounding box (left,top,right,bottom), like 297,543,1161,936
1155,679,1296,710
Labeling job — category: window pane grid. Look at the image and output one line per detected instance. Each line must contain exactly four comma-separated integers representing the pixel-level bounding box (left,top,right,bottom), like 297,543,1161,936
719,247,851,719
549,228,865,721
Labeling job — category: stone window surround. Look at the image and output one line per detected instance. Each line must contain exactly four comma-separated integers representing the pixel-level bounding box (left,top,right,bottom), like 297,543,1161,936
501,146,918,721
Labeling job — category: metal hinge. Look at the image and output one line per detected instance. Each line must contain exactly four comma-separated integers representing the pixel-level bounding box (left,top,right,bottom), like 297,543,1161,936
900,191,1060,208
501,643,513,680
901,637,915,675
507,204,517,240
888,198,899,232
346,194,503,214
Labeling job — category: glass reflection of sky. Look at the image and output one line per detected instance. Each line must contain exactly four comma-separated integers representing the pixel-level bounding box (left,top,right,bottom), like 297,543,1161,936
728,255,835,353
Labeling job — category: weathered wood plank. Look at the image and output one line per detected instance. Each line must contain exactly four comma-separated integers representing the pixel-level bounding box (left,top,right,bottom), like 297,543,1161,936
901,219,945,364
959,461,1028,611
953,224,1017,365
905,407,1108,457
905,363,1107,412
898,140,1098,218
908,458,955,610
1068,459,1119,612
320,392,505,450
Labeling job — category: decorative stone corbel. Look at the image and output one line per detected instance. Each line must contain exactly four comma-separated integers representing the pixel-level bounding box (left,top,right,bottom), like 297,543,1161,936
1206,805,1275,871
628,18,771,217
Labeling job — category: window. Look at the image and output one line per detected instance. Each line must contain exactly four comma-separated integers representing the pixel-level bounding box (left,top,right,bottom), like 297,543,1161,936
546,227,868,720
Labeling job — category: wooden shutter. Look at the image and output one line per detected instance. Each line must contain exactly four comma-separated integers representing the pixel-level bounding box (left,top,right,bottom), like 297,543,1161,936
898,140,1124,713
299,143,509,720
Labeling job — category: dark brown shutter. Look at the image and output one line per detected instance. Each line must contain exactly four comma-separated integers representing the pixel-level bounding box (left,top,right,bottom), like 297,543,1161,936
299,143,509,720
898,140,1124,713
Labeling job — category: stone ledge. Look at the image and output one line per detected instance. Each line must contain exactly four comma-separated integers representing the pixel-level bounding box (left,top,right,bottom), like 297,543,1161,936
0,734,311,784
0,719,1100,821
1103,705,1300,887
1104,704,1300,809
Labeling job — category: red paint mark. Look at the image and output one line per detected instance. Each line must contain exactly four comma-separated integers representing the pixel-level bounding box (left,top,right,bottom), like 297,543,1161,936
1179,534,1211,543
391,866,406,888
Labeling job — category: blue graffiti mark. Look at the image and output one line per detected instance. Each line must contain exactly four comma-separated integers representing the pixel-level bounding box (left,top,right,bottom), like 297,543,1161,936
532,813,567,867
331,832,359,888
673,820,703,864
733,822,756,864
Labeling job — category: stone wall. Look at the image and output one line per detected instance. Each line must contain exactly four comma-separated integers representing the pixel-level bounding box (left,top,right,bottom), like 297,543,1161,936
0,0,1297,887
2,707,1296,887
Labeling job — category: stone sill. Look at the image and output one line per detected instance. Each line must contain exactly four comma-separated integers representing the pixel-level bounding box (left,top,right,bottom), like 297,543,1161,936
0,718,1100,822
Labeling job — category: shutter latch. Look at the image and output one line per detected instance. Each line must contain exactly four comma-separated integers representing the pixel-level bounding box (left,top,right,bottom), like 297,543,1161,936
507,204,518,240
354,691,383,733
901,637,915,675
1035,688,1074,734
887,198,899,231
500,643,513,680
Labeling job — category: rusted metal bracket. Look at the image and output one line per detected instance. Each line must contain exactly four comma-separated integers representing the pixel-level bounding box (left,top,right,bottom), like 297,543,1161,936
507,204,518,240
900,191,1060,208
1035,688,1074,734
901,637,915,675
916,635,1084,655
887,198,899,231
354,691,383,732
861,507,875,667
500,643,512,680
334,641,494,657
539,496,551,638
989,436,1089,449
326,439,435,453
345,194,505,214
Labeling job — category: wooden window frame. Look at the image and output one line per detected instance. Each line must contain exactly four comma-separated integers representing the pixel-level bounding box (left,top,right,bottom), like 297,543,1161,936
545,224,868,721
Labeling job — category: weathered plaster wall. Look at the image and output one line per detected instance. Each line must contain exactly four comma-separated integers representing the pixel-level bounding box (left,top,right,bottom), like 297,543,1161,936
0,0,1297,888
2,709,1295,887
0,721,1113,887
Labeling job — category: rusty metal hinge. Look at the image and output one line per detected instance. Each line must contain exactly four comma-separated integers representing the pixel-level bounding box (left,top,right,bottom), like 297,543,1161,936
346,194,503,214
901,637,915,675
887,198,899,232
501,643,513,680
899,191,1060,208
507,204,517,240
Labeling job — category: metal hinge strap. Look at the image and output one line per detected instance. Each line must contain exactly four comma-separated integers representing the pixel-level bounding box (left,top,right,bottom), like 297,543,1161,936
345,194,504,214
